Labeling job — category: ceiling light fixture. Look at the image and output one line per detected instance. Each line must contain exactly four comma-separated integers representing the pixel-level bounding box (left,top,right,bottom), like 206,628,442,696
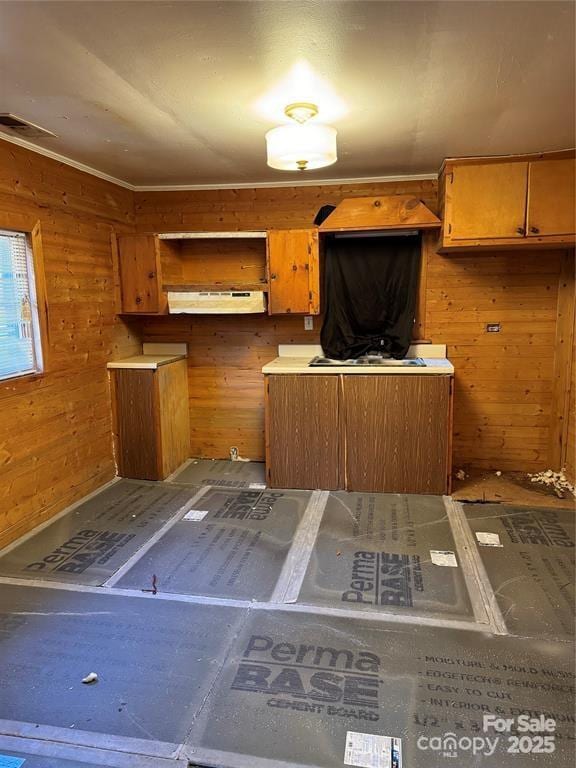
265,102,337,172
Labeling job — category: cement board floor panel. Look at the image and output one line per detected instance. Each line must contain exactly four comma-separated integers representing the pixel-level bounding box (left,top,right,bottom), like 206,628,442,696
0,585,247,749
464,504,575,641
115,488,311,600
0,481,199,586
297,492,476,621
169,459,266,488
186,608,576,768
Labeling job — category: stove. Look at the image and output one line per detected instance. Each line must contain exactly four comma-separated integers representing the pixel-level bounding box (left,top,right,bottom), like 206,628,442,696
308,355,426,367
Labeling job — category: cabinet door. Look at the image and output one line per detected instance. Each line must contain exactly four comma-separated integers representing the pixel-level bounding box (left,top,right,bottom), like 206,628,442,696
117,234,163,313
266,375,340,489
448,162,528,240
527,159,576,236
343,375,451,494
268,229,320,315
111,368,160,479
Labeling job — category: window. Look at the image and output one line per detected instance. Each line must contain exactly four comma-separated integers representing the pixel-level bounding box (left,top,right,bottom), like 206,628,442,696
0,229,44,380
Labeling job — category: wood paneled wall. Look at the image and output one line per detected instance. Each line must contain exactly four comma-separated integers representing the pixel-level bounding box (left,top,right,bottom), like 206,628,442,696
0,140,139,548
424,249,571,472
135,183,573,473
135,180,437,232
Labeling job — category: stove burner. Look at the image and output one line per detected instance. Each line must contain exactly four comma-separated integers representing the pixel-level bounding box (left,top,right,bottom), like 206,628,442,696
308,356,426,367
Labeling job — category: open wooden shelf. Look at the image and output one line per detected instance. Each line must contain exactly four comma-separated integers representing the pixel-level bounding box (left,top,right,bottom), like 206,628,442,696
159,236,268,289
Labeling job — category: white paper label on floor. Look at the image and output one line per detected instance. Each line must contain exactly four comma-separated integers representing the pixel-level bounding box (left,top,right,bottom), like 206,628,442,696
476,531,503,547
430,549,458,567
344,731,402,768
183,509,210,521
0,756,26,768
249,483,266,489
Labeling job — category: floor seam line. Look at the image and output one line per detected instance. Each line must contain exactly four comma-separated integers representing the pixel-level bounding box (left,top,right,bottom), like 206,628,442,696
446,497,508,635
177,604,255,761
102,485,212,588
269,490,329,604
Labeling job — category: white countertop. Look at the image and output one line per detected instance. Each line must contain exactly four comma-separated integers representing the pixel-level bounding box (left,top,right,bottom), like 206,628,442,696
107,354,186,370
261,344,454,375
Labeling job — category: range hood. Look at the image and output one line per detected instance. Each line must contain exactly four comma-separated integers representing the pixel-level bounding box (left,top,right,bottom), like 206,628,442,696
318,195,441,233
167,290,267,314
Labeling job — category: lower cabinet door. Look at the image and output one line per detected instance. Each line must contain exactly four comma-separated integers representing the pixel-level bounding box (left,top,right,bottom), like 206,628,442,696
343,375,451,494
266,375,341,490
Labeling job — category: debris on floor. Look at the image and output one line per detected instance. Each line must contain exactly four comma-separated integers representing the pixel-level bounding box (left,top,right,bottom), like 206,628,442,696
455,468,466,480
229,446,250,462
81,673,98,684
452,468,575,507
528,468,576,498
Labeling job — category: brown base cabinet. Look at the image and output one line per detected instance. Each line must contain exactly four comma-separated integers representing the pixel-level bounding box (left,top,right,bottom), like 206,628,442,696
265,374,453,494
110,359,190,480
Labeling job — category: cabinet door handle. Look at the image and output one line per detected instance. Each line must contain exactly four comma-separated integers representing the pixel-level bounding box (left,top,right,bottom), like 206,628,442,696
516,226,526,235
529,226,540,234
148,271,156,279
135,296,142,305
270,273,277,280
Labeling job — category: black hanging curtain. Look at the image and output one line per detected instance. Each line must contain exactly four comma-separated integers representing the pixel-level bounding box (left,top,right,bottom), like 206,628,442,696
320,234,421,360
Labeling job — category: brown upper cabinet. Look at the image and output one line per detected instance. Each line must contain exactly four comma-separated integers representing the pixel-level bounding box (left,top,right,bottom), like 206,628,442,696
439,152,576,251
113,230,319,315
268,229,320,315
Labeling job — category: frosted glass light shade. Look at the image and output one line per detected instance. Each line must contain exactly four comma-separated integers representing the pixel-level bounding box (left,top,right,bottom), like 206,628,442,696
266,123,337,171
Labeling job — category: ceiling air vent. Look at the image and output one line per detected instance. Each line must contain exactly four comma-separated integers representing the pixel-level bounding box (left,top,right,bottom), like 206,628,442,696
0,114,57,139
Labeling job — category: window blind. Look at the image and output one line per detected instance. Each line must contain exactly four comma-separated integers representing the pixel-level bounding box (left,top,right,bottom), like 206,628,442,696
0,231,39,379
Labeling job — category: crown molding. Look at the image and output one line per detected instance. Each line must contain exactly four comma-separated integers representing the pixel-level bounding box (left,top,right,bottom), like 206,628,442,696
0,132,438,192
135,173,438,191
0,132,135,190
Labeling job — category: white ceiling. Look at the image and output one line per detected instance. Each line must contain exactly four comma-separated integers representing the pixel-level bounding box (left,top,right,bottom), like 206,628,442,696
0,1,574,188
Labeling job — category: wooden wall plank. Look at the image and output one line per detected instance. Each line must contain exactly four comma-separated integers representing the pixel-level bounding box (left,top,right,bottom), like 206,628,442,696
426,248,563,472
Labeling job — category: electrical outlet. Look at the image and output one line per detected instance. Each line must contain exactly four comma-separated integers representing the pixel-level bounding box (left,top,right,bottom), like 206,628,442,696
486,323,501,333
304,316,314,330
